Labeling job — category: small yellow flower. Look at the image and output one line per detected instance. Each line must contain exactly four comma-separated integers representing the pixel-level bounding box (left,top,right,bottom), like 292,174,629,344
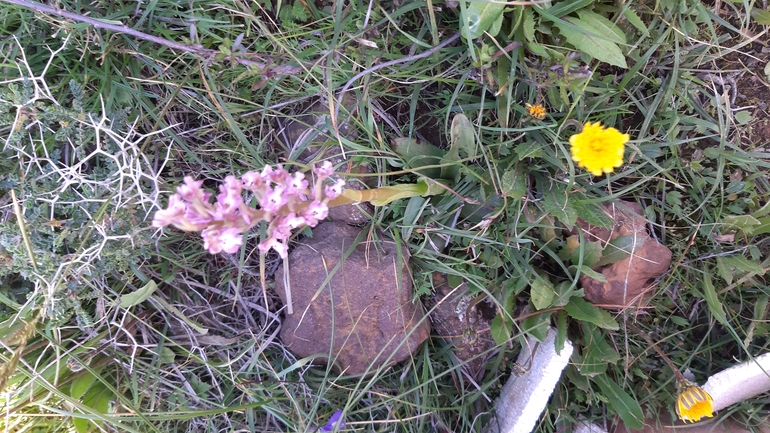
569,121,629,176
676,382,714,423
525,103,546,120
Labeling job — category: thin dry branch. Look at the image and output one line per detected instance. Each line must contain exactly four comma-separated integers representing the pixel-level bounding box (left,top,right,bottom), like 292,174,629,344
2,0,304,75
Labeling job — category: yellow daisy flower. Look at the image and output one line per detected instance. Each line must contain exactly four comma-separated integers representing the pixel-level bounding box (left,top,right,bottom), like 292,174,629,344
569,121,629,176
676,382,714,423
525,103,546,120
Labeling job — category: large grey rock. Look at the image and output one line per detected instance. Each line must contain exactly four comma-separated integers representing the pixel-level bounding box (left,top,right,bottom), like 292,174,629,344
276,221,429,374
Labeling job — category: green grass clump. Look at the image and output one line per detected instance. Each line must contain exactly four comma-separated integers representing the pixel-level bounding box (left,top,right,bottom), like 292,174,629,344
0,0,769,431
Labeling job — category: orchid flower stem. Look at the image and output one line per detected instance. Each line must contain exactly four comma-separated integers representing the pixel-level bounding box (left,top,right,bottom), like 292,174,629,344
283,259,293,315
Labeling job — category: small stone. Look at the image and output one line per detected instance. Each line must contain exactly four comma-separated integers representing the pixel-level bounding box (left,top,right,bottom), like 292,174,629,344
275,221,430,375
574,201,672,307
426,272,495,380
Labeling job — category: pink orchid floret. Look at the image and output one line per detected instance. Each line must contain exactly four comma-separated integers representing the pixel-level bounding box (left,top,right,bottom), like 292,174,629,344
177,176,207,201
325,179,345,200
257,237,288,258
202,226,243,254
260,184,288,215
154,162,344,257
313,161,334,178
301,200,329,226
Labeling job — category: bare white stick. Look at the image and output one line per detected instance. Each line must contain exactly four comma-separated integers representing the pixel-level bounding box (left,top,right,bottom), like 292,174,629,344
703,352,770,412
485,327,573,433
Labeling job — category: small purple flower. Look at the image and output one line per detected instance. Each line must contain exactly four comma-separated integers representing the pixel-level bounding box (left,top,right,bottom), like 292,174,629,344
183,205,213,229
285,171,308,196
177,176,208,202
152,194,186,227
239,205,265,226
202,226,226,254
283,212,306,229
301,200,328,226
319,410,345,432
216,176,244,216
313,161,334,179
260,184,288,214
262,165,289,184
241,171,264,190
258,237,288,258
324,179,346,200
218,227,243,254
271,217,293,241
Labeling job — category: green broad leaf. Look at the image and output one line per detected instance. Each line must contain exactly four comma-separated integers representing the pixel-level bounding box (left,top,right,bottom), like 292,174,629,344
526,42,548,57
488,9,504,37
73,384,113,433
734,110,752,125
462,1,506,39
721,214,761,234
514,141,546,159
669,315,690,327
496,57,512,127
490,314,513,345
595,235,646,268
530,276,556,310
523,7,536,41
576,265,607,283
522,311,552,342
390,137,444,178
450,113,476,158
572,199,613,228
576,10,626,44
751,201,770,218
593,373,645,429
702,273,728,326
564,297,619,330
581,241,604,268
623,8,649,36
542,183,578,229
553,17,628,68
120,280,158,308
552,281,582,307
568,239,603,268
576,324,620,377
544,0,593,17
159,346,176,364
565,364,592,392
715,256,734,285
70,370,99,400
754,217,770,235
501,165,527,199
721,255,765,276
753,9,770,25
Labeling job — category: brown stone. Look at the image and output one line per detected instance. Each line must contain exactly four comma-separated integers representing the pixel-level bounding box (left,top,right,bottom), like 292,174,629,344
425,272,495,380
275,221,430,375
575,201,672,307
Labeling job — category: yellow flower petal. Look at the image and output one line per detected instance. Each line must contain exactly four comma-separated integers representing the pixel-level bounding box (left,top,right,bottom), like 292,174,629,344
569,122,629,176
525,103,546,120
676,382,714,423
